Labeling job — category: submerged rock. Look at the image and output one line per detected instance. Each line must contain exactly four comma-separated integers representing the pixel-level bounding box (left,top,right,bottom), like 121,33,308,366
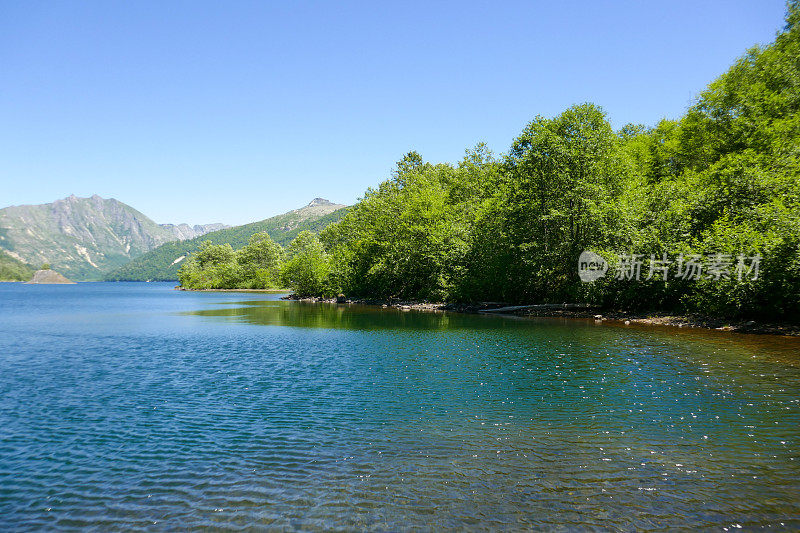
25,269,75,284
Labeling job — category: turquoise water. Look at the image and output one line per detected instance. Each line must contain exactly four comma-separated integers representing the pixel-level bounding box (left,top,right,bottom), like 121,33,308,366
1,282,799,530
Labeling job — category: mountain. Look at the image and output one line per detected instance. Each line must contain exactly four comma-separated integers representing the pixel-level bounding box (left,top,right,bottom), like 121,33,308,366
0,195,227,281
0,249,34,281
105,199,348,281
159,223,229,240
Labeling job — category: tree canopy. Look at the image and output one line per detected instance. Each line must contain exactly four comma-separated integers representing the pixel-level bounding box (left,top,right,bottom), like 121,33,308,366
179,4,800,322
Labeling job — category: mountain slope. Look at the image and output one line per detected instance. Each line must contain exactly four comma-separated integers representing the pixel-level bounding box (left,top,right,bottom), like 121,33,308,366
0,195,227,281
105,199,348,281
0,249,34,281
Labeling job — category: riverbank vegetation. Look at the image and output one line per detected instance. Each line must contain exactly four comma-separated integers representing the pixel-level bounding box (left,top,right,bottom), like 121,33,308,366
106,203,347,282
180,3,800,322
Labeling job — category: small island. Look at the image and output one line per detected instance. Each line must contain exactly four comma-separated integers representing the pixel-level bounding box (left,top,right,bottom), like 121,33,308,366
25,266,75,284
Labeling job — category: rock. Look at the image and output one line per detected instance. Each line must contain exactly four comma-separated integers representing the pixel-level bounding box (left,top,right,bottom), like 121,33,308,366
336,294,346,303
25,269,75,284
594,314,603,320
624,320,631,325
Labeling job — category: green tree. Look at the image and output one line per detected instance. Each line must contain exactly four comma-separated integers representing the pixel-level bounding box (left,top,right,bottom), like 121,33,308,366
280,231,332,296
178,241,242,289
236,232,285,288
321,148,499,301
175,2,800,322
463,103,623,303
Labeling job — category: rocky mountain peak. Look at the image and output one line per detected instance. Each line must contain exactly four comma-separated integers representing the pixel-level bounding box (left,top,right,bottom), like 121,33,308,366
306,198,333,207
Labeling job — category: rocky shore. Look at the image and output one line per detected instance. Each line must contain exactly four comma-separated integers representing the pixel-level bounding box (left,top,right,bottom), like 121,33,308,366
282,294,800,337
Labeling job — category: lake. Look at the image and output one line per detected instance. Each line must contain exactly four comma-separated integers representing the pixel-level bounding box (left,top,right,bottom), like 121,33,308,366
1,282,799,530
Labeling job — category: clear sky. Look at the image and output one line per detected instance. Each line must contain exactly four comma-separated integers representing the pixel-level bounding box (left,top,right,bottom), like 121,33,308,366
0,1,789,226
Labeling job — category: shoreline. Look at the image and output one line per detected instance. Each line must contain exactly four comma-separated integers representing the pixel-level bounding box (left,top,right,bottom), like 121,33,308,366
174,287,798,336
281,294,800,337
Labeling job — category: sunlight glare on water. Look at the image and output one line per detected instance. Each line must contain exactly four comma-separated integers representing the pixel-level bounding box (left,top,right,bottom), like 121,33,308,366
1,283,799,530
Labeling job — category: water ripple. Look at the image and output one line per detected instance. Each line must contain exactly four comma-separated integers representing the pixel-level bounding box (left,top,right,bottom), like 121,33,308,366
1,283,799,530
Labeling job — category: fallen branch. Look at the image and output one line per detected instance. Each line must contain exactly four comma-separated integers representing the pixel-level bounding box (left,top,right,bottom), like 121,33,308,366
479,303,596,313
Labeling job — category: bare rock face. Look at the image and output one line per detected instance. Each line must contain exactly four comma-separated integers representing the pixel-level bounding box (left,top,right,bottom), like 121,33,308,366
26,269,75,284
159,223,230,241
293,198,346,219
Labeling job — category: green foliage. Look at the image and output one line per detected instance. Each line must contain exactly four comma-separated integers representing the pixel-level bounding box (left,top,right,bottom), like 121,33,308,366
41,263,51,270
177,5,798,322
0,250,34,281
280,231,332,296
106,205,347,281
594,5,800,319
462,104,624,303
320,146,498,301
294,5,800,321
178,233,286,290
238,232,285,288
178,242,241,289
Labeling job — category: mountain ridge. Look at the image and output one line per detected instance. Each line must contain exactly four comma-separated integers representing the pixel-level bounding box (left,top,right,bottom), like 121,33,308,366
0,195,228,281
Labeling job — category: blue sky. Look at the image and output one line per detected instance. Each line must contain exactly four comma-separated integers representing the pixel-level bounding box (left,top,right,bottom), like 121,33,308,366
0,1,788,225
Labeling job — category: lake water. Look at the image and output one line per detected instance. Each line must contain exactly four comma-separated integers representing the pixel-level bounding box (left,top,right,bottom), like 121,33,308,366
1,282,799,530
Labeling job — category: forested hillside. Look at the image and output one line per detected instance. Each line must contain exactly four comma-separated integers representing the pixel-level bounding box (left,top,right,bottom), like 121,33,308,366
106,200,346,281
182,3,800,321
0,250,34,281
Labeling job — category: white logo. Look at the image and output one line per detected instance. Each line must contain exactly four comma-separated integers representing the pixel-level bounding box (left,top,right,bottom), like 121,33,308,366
578,251,760,282
578,251,608,282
